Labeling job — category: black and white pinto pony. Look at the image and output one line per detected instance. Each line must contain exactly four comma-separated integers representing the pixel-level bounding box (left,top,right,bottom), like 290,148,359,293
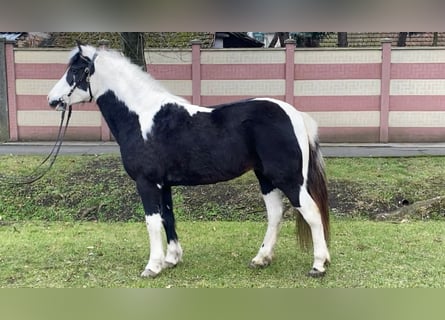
48,44,331,278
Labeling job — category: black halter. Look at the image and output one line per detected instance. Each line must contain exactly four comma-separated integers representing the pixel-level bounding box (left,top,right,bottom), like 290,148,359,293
57,52,98,111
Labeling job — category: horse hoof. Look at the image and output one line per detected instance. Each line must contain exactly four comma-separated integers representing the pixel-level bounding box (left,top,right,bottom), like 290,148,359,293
164,261,177,269
141,269,159,278
307,268,326,278
249,259,270,269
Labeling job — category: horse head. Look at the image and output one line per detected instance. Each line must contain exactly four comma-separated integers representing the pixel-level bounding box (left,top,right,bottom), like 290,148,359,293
48,42,98,111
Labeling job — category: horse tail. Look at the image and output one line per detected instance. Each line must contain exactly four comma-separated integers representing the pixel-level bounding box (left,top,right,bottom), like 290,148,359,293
296,113,330,250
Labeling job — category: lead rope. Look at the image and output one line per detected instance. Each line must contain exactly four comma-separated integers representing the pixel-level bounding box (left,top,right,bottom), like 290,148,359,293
0,105,72,185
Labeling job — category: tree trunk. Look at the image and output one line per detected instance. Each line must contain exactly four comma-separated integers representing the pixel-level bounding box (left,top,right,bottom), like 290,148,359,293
432,32,438,46
397,32,408,47
277,32,289,47
374,196,445,221
120,32,147,71
268,32,289,48
337,32,348,47
268,33,279,48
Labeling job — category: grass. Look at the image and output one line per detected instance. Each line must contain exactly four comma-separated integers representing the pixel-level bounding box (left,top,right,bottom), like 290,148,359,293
1,219,444,288
326,157,445,217
0,154,444,287
0,155,444,221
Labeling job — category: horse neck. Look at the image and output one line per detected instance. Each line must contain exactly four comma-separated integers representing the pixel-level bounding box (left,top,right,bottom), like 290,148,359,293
92,55,178,145
94,54,183,109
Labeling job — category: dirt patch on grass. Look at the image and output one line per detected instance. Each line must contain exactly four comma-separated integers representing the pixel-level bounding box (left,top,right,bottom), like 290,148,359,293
2,155,443,222
177,179,406,221
328,180,398,218
50,158,437,221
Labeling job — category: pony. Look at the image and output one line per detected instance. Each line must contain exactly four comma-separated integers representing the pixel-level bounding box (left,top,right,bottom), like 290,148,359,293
48,43,330,278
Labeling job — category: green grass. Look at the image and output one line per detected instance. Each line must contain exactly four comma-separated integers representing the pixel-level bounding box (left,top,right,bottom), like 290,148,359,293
326,156,444,186
326,157,445,217
1,219,444,288
1,155,444,221
0,155,444,287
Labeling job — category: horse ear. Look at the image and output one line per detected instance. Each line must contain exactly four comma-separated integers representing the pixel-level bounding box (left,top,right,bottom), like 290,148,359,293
75,40,83,53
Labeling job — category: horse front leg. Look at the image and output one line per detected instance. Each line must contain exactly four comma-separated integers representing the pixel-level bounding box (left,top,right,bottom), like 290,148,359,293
250,188,283,268
161,186,183,268
136,179,165,278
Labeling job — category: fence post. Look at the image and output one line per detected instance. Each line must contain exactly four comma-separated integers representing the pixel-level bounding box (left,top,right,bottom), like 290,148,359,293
5,41,18,141
98,39,111,141
191,39,201,105
379,38,392,143
284,39,296,105
0,38,9,141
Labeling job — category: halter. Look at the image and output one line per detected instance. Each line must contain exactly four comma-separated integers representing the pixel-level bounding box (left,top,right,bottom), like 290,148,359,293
57,52,98,111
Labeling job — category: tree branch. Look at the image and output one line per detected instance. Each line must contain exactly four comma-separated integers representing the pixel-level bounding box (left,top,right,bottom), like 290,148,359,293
374,196,445,221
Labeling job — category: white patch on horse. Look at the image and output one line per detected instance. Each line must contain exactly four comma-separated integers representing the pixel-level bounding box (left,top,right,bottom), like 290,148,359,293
251,189,283,267
182,103,213,116
141,213,165,277
165,240,183,267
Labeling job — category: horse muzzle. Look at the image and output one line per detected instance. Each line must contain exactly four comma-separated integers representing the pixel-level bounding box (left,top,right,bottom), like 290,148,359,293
48,98,68,112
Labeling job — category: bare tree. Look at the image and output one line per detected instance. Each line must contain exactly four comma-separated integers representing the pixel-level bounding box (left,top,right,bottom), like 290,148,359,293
433,32,438,46
337,32,348,47
397,32,408,47
120,32,147,71
268,32,290,48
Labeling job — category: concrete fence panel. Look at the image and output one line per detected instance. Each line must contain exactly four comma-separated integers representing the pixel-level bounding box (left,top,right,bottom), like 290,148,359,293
3,41,445,142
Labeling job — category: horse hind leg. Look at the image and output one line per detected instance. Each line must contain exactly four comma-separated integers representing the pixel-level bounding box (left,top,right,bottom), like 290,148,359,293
295,187,330,277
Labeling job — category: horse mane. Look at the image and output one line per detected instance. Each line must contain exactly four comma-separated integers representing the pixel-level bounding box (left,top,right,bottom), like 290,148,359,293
70,44,189,121
96,48,172,96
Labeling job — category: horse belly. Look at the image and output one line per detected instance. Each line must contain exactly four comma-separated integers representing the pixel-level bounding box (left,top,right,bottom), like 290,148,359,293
164,146,254,186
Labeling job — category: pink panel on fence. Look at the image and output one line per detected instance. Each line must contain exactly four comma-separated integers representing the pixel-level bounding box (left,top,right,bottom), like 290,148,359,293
318,127,380,143
389,127,445,142
391,63,445,79
294,96,380,112
15,63,66,79
390,96,445,111
147,64,191,80
295,63,381,80
201,64,285,80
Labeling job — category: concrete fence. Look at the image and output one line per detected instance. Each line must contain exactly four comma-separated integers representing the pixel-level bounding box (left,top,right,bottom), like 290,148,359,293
1,39,445,142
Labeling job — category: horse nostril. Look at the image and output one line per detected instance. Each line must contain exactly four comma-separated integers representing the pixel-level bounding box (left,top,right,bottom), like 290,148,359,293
49,100,59,107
